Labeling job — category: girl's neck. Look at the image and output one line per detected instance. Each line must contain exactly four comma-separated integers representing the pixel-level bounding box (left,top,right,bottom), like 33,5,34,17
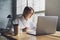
23,16,28,21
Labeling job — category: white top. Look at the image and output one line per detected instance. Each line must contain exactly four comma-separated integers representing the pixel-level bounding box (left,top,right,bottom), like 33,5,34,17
13,16,36,31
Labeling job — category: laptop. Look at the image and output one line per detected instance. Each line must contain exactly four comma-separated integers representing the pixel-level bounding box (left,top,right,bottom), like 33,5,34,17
27,16,58,36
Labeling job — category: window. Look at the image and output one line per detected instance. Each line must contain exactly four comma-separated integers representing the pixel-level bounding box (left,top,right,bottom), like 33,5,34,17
17,0,27,14
17,0,45,15
28,0,45,11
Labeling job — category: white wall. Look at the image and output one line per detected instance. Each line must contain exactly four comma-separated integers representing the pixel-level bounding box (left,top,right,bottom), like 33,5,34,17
0,0,12,29
46,0,60,31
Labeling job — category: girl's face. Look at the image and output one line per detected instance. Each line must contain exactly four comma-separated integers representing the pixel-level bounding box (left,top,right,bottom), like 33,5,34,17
26,10,33,19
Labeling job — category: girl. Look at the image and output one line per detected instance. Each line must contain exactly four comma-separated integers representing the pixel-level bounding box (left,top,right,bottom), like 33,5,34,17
13,6,36,35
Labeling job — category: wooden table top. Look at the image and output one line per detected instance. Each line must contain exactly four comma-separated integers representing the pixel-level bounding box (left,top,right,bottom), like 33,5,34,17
4,31,60,40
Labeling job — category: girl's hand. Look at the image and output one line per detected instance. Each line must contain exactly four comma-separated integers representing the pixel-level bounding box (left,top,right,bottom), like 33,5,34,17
22,27,27,32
